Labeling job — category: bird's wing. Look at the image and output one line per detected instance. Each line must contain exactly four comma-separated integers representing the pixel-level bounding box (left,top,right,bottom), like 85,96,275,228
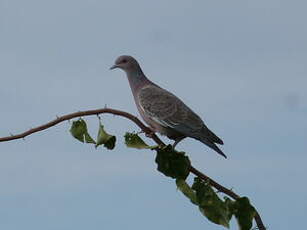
138,85,204,136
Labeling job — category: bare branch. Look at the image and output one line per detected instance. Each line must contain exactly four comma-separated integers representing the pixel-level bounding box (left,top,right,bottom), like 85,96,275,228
0,108,163,144
0,107,265,230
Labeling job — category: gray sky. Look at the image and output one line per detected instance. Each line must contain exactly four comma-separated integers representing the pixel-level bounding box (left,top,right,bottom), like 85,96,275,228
0,0,306,229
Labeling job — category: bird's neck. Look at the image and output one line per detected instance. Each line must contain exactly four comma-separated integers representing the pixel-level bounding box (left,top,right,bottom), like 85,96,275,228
126,69,148,92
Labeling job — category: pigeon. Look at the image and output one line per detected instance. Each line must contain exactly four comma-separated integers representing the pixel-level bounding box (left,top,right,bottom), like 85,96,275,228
110,55,226,158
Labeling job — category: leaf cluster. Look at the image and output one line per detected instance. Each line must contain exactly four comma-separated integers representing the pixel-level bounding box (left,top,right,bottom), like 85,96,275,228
69,119,258,230
176,178,256,230
70,118,116,150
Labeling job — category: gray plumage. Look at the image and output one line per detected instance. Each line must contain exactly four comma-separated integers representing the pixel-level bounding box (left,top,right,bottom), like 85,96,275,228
110,55,226,158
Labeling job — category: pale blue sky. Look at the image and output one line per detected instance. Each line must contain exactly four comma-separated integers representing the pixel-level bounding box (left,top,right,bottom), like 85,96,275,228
0,0,306,229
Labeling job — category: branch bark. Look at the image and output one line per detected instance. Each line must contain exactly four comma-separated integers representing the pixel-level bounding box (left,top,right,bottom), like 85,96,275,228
0,107,266,230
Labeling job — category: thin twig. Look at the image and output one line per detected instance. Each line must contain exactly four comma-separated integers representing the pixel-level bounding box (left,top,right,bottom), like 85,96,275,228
0,107,265,229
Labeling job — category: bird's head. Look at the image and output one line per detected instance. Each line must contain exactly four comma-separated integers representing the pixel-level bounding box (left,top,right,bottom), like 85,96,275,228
110,55,140,73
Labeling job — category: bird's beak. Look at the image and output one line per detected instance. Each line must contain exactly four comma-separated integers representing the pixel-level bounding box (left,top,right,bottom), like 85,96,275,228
110,64,118,70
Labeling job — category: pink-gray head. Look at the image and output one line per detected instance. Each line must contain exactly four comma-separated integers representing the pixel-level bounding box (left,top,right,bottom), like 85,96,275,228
110,55,141,73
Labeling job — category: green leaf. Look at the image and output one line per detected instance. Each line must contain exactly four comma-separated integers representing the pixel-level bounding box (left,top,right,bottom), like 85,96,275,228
96,122,116,150
232,197,256,230
70,119,96,144
155,145,190,180
224,197,235,221
176,179,198,205
192,177,231,228
124,132,154,149
85,133,96,144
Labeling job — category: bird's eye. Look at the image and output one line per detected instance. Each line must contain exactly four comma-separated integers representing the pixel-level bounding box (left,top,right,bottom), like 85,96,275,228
121,59,127,64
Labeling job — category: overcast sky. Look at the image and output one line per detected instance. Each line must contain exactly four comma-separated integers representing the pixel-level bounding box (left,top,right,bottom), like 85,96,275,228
0,0,306,229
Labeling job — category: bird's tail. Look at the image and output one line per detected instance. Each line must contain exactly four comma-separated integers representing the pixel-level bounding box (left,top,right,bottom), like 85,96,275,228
204,127,224,145
198,137,227,158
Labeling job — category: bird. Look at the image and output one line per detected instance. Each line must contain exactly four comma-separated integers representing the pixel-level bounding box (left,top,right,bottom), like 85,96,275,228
110,55,226,158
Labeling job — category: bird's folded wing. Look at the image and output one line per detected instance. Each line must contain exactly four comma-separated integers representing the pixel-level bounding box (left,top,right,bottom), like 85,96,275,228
138,85,203,135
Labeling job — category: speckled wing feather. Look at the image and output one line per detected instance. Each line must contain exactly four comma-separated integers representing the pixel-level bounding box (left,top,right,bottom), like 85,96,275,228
138,85,205,137
138,85,226,157
138,85,224,148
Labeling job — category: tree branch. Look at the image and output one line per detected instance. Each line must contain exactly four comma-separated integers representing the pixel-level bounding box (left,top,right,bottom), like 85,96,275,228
0,107,265,230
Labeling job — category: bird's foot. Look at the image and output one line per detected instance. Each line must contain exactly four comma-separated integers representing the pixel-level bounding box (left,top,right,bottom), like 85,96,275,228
145,130,155,138
136,130,144,135
137,129,156,139
172,137,185,151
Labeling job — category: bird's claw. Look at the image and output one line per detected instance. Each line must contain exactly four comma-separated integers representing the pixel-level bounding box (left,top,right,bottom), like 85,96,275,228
145,130,155,138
